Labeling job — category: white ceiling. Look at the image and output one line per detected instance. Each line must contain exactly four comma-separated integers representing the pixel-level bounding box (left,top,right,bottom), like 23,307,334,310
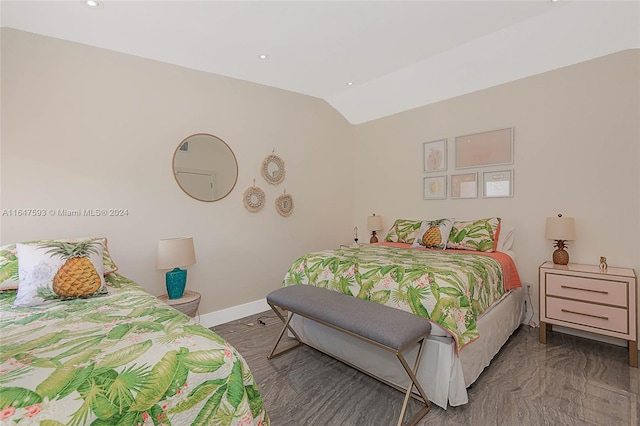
1,1,639,124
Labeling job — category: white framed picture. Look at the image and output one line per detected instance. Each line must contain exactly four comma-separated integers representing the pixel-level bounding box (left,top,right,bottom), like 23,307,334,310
423,176,446,200
451,172,478,199
423,139,447,173
483,170,513,198
455,127,513,169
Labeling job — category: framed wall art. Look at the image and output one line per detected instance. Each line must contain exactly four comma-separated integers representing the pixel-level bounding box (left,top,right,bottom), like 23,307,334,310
455,127,513,169
423,139,447,173
451,172,477,199
423,176,446,200
483,169,513,198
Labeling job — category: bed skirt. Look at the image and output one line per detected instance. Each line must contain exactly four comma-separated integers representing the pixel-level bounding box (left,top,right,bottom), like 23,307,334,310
289,287,525,409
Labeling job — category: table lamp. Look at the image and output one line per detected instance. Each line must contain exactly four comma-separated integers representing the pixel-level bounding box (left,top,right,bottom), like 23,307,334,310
545,214,575,265
156,237,196,299
368,214,383,243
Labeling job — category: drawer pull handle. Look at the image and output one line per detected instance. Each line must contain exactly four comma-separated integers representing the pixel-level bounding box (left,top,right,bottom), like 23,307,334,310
561,309,608,321
560,285,608,295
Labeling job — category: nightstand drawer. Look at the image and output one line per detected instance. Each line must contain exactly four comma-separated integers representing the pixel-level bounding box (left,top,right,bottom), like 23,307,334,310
546,274,628,307
546,296,628,334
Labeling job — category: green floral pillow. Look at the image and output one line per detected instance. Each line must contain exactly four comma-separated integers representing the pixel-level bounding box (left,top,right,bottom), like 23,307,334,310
384,219,423,244
0,237,117,291
447,217,501,252
0,244,18,290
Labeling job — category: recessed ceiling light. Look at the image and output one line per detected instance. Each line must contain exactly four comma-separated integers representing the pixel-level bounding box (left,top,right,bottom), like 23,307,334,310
82,0,103,8
346,82,354,86
257,54,270,60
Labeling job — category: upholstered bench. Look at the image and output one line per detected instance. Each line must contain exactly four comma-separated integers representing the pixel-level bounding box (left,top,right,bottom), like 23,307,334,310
266,285,432,426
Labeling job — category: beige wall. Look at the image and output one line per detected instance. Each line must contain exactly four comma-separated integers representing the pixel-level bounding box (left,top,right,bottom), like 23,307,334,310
0,29,355,316
353,49,640,329
2,28,639,334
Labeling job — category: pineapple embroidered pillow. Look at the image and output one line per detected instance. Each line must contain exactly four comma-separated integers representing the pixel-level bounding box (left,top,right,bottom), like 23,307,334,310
13,240,107,308
0,237,118,292
411,218,455,250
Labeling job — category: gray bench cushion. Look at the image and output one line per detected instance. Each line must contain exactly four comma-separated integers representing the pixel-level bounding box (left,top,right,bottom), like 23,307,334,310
267,285,431,351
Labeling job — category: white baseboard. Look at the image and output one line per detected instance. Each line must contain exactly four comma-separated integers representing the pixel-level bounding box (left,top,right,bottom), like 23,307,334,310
198,299,270,328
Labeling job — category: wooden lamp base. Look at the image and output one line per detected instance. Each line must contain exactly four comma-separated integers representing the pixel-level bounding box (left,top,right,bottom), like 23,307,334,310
370,231,378,244
552,240,569,265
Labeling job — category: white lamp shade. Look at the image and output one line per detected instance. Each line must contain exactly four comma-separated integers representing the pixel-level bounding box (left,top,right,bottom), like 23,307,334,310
545,217,576,241
156,237,196,269
367,215,383,232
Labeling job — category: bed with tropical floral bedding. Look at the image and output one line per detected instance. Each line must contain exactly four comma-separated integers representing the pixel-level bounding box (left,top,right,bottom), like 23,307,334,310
0,273,269,426
282,243,521,352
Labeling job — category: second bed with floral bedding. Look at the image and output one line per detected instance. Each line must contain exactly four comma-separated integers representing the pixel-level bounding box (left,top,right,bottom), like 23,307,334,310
0,273,269,426
279,218,524,409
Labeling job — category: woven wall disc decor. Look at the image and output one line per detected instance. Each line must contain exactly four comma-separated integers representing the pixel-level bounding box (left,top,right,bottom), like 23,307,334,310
275,190,294,217
243,180,266,213
261,151,286,185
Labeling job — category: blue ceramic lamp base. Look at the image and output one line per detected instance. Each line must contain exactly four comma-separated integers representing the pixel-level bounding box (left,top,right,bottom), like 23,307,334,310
166,267,187,300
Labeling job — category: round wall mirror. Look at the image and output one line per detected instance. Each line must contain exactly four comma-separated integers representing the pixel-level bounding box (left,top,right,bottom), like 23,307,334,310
261,154,285,185
173,133,238,202
275,192,294,217
243,185,265,213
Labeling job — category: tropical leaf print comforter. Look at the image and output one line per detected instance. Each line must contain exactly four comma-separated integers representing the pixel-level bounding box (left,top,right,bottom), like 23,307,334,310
0,273,268,426
283,244,520,352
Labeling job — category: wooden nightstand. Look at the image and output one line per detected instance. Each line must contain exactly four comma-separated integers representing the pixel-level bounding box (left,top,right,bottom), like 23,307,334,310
158,290,201,318
539,261,637,367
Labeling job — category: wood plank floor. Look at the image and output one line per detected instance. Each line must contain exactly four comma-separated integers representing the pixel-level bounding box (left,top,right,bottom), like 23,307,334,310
212,312,639,425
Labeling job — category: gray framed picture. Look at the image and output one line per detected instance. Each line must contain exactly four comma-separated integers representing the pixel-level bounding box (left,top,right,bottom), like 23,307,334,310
451,172,478,199
423,139,447,173
483,170,513,198
455,127,513,169
423,176,446,200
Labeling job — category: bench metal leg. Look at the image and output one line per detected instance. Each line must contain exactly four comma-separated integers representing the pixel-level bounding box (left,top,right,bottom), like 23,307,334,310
267,302,302,359
267,301,431,425
396,337,431,426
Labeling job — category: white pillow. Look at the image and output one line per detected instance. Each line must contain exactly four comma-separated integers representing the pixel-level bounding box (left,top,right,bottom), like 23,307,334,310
497,221,515,252
14,241,107,308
